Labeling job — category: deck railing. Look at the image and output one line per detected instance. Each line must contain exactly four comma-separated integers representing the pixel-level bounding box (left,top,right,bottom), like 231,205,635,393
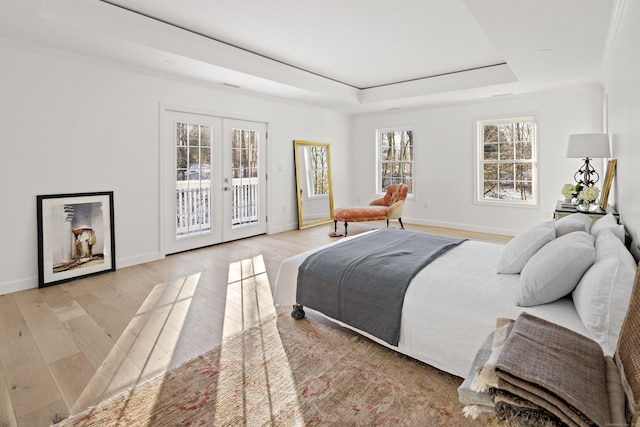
231,180,259,226
176,179,258,237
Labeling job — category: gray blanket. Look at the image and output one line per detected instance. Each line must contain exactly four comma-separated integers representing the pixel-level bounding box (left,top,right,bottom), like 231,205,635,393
494,312,610,427
296,228,466,346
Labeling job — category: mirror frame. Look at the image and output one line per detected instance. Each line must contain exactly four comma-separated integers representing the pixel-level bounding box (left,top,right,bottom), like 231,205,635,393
294,140,334,230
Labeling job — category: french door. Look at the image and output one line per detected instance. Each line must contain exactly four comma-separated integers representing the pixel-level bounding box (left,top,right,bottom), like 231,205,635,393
162,110,267,255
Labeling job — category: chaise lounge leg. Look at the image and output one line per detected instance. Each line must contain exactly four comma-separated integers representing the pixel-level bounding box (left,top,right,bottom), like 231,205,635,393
291,304,305,320
334,220,338,233
344,222,348,237
398,218,404,229
386,219,389,228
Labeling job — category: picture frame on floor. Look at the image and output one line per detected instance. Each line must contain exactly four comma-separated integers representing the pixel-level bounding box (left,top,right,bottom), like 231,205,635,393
37,191,116,288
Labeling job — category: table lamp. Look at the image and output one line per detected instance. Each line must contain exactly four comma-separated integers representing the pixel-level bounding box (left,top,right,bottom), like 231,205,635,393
566,133,611,186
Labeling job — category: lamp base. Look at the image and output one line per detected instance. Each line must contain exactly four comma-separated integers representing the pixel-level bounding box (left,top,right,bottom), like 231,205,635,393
574,158,599,187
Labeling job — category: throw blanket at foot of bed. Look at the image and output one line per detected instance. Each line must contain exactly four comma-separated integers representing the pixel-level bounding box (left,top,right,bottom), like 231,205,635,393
296,228,467,346
493,312,616,427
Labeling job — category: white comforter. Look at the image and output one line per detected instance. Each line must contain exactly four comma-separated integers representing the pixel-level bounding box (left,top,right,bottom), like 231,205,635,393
273,231,589,378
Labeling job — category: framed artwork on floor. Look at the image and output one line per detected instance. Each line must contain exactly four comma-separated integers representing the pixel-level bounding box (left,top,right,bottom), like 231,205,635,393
37,191,116,288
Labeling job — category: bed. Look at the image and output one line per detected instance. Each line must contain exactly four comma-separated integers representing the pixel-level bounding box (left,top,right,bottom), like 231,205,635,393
273,212,638,381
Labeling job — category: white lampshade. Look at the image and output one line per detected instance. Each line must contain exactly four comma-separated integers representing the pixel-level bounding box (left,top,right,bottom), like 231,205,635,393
566,133,611,158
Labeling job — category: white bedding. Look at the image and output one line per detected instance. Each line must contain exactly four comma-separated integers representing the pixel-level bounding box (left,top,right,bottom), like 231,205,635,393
273,231,589,378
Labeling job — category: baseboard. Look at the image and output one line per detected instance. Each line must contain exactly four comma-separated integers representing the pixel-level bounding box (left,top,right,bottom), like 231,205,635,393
116,251,162,269
0,252,161,296
1,222,510,297
405,217,518,237
269,222,298,234
0,277,37,295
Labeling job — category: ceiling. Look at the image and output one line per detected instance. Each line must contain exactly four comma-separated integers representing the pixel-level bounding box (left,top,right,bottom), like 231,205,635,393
0,0,616,113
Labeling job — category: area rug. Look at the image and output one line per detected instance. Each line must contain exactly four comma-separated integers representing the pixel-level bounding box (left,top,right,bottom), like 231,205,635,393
54,314,491,426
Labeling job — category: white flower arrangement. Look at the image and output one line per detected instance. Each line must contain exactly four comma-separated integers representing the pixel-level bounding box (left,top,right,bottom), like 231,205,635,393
561,183,576,200
577,186,600,203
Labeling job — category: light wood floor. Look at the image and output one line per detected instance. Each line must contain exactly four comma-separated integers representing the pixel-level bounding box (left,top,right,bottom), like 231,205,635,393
0,222,510,426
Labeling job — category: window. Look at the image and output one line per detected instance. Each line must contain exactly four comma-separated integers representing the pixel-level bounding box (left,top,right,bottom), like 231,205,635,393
377,128,413,193
477,117,537,204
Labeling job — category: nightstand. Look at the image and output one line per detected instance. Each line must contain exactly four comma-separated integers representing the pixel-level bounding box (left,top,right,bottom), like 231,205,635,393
554,201,619,223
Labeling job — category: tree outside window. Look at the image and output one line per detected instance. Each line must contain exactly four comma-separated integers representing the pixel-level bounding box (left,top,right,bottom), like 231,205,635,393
306,145,330,197
377,128,413,193
478,117,537,204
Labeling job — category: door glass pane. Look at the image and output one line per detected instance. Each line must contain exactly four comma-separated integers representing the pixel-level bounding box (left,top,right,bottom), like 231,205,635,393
175,122,212,238
231,128,259,226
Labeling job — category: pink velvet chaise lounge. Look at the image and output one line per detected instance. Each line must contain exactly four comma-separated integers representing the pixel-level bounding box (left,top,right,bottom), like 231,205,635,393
333,184,410,236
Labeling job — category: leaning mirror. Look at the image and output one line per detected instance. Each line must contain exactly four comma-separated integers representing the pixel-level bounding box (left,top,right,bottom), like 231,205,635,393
294,140,334,229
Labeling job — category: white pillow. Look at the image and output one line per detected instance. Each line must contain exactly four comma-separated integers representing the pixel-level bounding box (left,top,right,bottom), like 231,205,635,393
555,213,592,237
498,220,555,274
591,213,625,243
573,228,637,355
517,231,595,307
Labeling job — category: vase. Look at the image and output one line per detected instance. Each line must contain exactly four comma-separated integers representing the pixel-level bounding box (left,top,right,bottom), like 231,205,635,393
577,201,598,212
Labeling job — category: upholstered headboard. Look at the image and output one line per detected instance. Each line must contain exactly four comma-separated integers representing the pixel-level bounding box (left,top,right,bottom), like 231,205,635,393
616,260,640,426
629,242,640,265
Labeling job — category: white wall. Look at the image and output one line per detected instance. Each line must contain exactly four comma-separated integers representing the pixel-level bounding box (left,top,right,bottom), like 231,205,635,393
351,86,604,235
0,42,351,294
5,4,637,296
603,0,640,247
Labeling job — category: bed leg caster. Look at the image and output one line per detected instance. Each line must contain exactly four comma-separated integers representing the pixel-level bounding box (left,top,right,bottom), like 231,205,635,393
291,304,305,320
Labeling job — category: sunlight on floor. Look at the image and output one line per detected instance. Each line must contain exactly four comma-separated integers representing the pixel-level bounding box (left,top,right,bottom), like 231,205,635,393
223,254,276,335
212,319,305,426
70,273,200,414
206,254,303,424
70,254,283,420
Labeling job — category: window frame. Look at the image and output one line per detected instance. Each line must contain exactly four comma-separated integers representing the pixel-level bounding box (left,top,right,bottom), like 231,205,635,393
375,127,414,196
475,116,538,206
